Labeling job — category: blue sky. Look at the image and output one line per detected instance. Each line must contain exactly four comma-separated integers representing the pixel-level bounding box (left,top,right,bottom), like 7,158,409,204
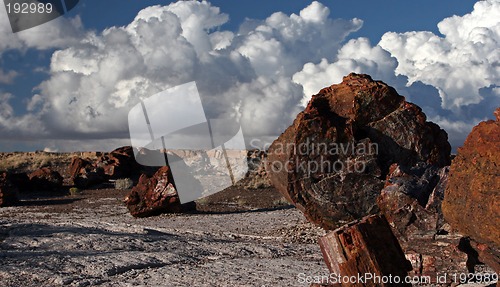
0,0,498,151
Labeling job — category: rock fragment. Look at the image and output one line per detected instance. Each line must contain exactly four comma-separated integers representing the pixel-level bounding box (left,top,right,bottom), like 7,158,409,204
266,73,451,230
124,166,182,217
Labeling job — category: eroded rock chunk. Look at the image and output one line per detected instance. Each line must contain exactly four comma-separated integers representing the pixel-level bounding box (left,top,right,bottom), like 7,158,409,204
266,73,451,230
377,163,448,240
28,167,63,191
97,146,139,179
443,107,500,248
318,214,412,286
124,166,182,217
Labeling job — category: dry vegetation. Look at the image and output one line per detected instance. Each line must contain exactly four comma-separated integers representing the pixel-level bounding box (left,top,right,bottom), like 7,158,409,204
0,151,101,174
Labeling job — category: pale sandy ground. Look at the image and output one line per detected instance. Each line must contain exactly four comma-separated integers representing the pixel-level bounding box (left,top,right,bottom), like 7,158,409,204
0,192,328,287
0,191,496,287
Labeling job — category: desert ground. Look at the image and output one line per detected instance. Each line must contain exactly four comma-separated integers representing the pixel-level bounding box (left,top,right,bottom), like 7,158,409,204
0,186,328,287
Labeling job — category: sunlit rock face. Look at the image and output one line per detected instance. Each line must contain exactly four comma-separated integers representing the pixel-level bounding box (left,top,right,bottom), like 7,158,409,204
266,73,451,230
443,107,500,249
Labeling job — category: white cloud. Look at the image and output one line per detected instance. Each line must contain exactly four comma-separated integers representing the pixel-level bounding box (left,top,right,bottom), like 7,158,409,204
293,37,401,105
0,1,362,151
1,0,497,152
235,1,362,78
379,0,500,110
0,69,18,84
293,0,500,149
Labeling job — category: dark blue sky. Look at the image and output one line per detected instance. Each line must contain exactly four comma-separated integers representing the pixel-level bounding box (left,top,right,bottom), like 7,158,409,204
68,0,478,42
0,0,494,150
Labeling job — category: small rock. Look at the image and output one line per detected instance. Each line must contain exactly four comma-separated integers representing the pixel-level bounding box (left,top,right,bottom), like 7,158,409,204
28,167,63,191
124,166,182,217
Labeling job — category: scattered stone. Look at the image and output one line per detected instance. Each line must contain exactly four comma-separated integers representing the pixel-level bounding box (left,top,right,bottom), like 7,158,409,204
318,214,412,286
403,232,470,282
237,150,272,189
124,166,182,217
0,172,19,207
68,156,91,180
442,107,500,248
7,172,32,193
73,166,106,189
114,178,134,190
377,163,448,240
469,240,500,274
266,73,451,230
28,167,63,191
97,146,139,179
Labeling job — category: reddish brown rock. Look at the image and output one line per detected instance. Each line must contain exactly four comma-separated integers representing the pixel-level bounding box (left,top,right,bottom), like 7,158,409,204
402,232,470,283
97,146,138,179
318,214,412,286
69,156,91,180
124,166,182,217
74,166,106,189
266,73,451,230
442,107,500,248
0,172,19,207
28,167,63,191
7,172,32,193
469,241,500,274
377,163,448,240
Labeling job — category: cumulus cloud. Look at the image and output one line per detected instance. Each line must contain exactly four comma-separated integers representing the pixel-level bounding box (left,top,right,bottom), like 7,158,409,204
0,69,18,84
293,0,499,149
1,0,498,151
293,37,405,105
0,1,362,151
379,0,499,112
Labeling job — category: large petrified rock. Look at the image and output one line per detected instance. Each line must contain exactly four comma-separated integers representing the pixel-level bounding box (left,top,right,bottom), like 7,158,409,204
266,73,451,230
442,107,500,248
28,167,63,191
124,166,182,217
318,214,412,286
0,172,19,207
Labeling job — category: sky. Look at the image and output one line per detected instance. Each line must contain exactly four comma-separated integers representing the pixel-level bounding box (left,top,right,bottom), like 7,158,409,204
0,0,498,152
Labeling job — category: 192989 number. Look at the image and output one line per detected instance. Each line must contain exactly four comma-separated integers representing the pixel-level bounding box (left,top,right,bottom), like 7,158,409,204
6,2,53,14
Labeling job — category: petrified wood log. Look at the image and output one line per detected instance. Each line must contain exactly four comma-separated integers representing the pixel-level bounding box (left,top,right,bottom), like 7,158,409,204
318,214,412,287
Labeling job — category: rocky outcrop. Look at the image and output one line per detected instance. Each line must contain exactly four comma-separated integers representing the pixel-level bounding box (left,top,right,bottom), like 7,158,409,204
377,163,448,240
442,107,500,248
69,157,91,180
70,146,142,188
28,167,63,191
0,172,19,207
124,166,182,217
237,150,272,189
266,73,451,230
7,172,31,193
97,146,139,179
